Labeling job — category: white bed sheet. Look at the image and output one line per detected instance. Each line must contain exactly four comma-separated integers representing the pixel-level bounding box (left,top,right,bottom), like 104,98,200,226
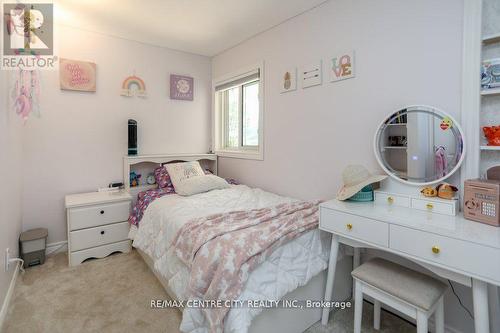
130,185,335,333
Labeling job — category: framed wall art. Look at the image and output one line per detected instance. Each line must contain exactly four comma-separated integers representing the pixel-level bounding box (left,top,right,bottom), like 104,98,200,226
280,67,297,93
59,58,96,92
301,61,322,88
170,74,194,101
330,51,355,82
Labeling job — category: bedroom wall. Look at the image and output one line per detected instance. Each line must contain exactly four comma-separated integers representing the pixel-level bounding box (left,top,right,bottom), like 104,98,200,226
21,25,212,244
212,0,472,331
0,71,24,317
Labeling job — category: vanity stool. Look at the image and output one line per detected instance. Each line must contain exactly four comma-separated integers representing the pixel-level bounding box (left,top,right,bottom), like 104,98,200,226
351,258,447,333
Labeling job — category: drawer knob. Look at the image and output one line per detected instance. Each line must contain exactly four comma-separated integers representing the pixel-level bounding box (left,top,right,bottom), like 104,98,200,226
346,223,353,231
100,210,105,215
387,197,394,204
426,203,434,210
100,230,105,235
432,246,440,254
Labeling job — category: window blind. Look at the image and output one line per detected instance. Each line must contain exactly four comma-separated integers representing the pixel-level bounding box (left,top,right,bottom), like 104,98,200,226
215,69,259,92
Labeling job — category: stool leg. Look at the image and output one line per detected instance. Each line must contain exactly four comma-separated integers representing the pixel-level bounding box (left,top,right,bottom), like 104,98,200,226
373,300,381,330
354,280,363,333
435,297,444,333
416,310,428,333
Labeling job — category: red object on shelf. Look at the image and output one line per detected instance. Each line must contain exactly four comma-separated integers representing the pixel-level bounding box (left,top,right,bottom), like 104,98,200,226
483,126,500,146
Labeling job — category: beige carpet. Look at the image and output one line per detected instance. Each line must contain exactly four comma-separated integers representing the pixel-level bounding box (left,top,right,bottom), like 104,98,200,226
3,250,415,333
4,251,181,333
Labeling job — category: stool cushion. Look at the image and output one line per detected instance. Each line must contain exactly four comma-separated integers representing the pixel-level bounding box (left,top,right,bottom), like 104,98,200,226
352,258,447,311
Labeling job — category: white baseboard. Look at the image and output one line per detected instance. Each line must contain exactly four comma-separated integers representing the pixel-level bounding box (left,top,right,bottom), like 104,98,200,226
46,241,68,256
0,261,21,331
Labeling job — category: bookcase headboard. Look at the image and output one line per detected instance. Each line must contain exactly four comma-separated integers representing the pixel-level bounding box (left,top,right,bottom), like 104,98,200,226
123,153,217,192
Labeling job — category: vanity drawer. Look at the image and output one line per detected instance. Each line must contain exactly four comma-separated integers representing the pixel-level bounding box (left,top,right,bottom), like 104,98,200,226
69,221,130,252
374,192,410,208
390,225,500,282
320,208,389,247
411,198,456,215
68,201,130,231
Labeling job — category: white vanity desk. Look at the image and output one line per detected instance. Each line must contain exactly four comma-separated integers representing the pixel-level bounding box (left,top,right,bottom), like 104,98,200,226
320,199,500,333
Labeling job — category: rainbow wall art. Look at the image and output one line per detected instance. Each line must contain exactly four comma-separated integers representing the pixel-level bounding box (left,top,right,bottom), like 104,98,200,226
121,75,147,97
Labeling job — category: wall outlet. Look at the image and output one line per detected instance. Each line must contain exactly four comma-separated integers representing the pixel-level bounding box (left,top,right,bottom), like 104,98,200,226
4,248,10,272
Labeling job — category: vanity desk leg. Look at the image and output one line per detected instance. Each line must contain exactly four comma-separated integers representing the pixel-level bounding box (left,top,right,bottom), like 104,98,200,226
472,279,490,333
352,248,361,299
322,234,340,325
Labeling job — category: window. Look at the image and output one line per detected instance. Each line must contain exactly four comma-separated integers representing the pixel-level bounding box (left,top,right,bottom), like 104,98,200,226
214,65,263,160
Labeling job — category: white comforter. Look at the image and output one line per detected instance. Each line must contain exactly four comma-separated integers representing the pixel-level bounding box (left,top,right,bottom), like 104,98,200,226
131,185,333,333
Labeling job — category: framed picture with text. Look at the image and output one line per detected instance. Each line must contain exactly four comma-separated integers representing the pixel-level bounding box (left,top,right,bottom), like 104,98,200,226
170,74,194,101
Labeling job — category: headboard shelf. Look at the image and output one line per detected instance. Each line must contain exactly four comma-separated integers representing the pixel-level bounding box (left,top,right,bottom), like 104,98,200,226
123,153,217,192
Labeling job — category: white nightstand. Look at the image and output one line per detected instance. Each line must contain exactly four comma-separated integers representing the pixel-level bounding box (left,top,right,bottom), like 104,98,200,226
65,191,132,266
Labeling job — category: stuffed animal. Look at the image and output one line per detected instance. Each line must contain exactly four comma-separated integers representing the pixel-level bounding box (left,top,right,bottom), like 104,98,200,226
436,183,458,200
483,126,500,146
420,187,437,197
129,172,141,187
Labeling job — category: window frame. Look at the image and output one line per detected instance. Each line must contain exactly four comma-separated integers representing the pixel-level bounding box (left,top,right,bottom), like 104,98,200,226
212,62,264,160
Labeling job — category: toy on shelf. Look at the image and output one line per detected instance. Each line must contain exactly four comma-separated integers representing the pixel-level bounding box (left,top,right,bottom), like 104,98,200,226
436,183,458,200
483,126,500,146
129,172,141,187
481,58,500,90
420,187,437,197
421,183,458,200
146,173,156,185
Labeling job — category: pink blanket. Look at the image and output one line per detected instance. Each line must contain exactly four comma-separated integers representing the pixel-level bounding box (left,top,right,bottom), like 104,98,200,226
170,200,321,333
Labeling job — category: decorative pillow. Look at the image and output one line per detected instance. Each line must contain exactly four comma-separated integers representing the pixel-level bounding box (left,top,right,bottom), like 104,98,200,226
154,166,174,190
165,161,206,188
172,174,230,196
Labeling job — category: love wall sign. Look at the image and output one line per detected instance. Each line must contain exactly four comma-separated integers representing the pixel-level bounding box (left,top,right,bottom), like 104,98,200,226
330,51,355,82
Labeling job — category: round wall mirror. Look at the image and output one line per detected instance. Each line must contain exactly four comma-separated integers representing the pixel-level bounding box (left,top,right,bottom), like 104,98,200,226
374,105,465,186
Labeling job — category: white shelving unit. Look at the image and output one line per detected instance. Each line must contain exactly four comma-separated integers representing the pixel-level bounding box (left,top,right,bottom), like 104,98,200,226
481,88,500,96
480,145,500,150
483,32,500,44
479,0,500,177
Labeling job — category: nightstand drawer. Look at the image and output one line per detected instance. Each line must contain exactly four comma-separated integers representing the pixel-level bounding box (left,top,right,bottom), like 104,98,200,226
68,201,130,231
390,225,500,282
374,191,410,208
69,221,130,252
411,198,456,215
320,208,389,247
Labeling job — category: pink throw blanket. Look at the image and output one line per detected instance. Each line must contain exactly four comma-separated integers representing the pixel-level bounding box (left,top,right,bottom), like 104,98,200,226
170,200,321,333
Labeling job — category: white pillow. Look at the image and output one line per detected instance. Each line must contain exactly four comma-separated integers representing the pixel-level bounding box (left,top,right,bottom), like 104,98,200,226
165,161,205,185
172,174,230,196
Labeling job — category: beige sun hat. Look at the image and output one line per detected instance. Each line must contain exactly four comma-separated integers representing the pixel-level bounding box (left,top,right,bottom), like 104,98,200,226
337,165,388,201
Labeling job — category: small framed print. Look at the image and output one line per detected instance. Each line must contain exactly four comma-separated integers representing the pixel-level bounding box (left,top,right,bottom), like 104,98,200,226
280,67,297,93
59,58,96,92
301,61,322,88
330,51,355,82
170,74,194,101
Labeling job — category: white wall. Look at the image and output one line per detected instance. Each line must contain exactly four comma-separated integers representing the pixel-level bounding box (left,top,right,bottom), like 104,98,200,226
0,71,23,315
213,0,464,200
213,0,473,331
22,25,212,243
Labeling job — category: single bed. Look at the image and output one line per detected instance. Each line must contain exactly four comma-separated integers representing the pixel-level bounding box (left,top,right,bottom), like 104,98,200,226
124,154,346,333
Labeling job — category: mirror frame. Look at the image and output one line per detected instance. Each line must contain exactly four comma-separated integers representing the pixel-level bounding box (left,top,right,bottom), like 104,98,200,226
373,105,466,186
